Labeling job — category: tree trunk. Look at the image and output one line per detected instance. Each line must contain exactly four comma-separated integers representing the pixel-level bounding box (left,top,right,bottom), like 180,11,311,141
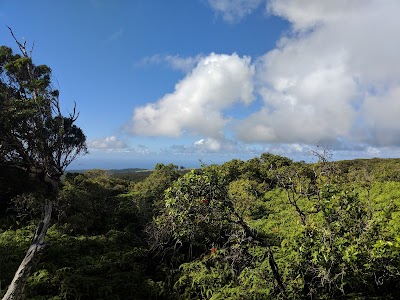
2,200,53,300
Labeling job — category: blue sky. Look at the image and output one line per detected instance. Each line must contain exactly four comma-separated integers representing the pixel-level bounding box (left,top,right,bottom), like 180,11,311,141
1,0,400,169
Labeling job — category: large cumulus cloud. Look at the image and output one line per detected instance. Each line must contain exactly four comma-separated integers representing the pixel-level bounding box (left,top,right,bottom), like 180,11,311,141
234,0,400,149
127,53,255,140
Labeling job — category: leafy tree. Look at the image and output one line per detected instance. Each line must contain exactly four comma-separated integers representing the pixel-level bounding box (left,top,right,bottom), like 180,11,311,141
0,30,86,299
129,163,181,217
148,166,287,299
270,155,399,299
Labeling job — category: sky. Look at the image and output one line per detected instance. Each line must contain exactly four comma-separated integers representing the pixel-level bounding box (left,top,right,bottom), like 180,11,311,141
1,0,400,169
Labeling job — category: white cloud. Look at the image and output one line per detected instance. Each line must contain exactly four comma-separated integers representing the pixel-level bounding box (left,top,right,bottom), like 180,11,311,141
87,136,128,150
366,146,380,156
208,0,262,22
159,137,239,155
236,48,358,145
127,53,255,140
234,0,400,150
194,138,220,151
266,0,369,32
361,86,400,146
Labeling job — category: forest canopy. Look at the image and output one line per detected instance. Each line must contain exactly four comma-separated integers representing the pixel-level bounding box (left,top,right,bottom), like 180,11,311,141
1,154,400,299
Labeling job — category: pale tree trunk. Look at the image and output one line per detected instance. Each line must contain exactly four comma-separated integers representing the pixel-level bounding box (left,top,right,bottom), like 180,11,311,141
2,200,53,300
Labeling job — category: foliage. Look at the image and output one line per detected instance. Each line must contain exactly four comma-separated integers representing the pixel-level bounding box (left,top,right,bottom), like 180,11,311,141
127,163,182,221
147,165,286,299
27,228,156,300
2,153,400,299
0,225,35,284
57,170,130,234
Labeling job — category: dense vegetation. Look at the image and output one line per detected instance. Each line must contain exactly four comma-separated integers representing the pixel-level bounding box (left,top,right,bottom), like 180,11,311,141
1,155,400,299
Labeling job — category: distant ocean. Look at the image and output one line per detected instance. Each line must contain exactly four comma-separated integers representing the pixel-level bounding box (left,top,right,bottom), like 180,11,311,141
66,153,240,171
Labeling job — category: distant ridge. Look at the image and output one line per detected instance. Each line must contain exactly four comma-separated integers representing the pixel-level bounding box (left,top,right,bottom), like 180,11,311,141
108,168,150,173
66,168,150,174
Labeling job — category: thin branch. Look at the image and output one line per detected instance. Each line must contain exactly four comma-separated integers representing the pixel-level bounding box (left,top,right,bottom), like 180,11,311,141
69,101,80,121
6,26,29,58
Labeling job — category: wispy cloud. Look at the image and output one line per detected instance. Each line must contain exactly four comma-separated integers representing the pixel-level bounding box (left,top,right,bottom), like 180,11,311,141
161,138,252,155
138,54,203,73
136,144,151,154
207,0,263,23
165,55,203,73
106,27,124,42
88,136,128,150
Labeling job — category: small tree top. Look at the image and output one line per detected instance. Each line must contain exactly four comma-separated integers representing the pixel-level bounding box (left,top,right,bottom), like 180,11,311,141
0,29,87,185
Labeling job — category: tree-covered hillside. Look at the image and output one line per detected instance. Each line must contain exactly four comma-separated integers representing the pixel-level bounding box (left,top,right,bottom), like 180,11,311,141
1,156,400,299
